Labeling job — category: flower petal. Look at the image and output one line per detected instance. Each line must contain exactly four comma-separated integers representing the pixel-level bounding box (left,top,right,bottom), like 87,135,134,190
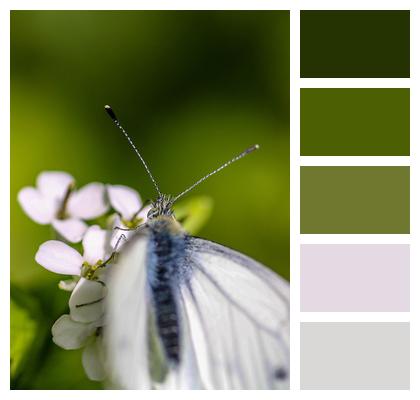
37,171,74,201
58,278,79,291
35,240,83,275
51,314,94,350
17,187,56,224
52,218,88,243
136,204,151,221
82,337,106,381
82,225,111,265
69,278,107,323
107,184,142,220
68,183,109,220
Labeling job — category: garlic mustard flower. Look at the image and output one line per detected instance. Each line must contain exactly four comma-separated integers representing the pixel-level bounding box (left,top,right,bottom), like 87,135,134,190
69,278,107,323
107,184,150,247
35,225,113,278
18,171,109,242
52,315,105,381
42,225,111,381
18,172,164,383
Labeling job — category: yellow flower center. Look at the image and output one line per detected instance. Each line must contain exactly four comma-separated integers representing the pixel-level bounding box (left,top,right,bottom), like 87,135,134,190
121,216,143,229
81,260,104,280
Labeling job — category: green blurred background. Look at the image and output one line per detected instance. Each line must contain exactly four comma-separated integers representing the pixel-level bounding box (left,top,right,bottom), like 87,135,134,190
11,11,290,389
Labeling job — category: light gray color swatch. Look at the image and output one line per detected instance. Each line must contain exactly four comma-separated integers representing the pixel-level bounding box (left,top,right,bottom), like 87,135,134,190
301,322,410,389
300,244,410,311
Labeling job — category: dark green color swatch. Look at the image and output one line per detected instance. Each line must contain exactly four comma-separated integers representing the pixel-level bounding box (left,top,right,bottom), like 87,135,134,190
301,167,410,234
300,88,410,156
300,10,410,78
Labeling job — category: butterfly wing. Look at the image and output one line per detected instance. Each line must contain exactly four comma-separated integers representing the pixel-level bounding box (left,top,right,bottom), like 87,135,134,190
104,232,152,389
179,236,290,389
105,228,289,390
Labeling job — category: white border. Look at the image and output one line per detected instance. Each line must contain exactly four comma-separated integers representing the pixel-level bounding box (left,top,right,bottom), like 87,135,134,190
2,1,419,399
300,312,411,323
301,78,410,88
409,5,418,393
300,234,411,244
1,1,10,395
300,156,411,166
2,0,417,11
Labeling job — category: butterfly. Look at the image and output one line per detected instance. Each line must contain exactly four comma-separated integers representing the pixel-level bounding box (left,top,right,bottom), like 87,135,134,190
103,105,290,389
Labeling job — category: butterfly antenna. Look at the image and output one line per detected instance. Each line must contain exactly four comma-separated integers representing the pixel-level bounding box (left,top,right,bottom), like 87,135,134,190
104,105,162,197
173,144,259,202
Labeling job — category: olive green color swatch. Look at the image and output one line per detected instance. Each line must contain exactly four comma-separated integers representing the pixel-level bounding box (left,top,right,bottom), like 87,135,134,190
300,88,410,156
301,167,410,234
300,10,410,78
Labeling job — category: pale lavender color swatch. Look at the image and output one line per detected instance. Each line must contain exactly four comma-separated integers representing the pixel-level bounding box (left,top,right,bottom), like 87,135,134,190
301,322,410,389
301,244,410,312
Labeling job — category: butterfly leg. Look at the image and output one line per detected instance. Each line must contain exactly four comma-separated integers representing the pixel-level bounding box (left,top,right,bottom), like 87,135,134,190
113,233,127,252
90,234,128,273
113,226,137,232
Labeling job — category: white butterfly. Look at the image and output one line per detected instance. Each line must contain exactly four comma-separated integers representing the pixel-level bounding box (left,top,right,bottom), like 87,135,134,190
103,106,290,390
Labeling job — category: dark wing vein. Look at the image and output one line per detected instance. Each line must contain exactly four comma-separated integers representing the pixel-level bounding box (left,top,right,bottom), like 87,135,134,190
191,260,280,338
186,237,289,312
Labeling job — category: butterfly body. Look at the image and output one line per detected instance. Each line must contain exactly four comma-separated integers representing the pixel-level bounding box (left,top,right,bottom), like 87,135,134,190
146,216,188,365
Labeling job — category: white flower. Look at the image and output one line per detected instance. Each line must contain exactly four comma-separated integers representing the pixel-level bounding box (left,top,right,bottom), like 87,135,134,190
107,184,150,247
52,314,99,350
69,278,107,323
82,334,106,381
50,237,109,382
18,171,109,242
52,315,105,381
35,225,112,277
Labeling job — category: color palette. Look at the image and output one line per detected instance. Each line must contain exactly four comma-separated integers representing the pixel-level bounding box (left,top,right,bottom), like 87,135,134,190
300,323,410,389
301,88,410,156
300,10,410,78
300,166,410,234
301,244,410,312
299,9,411,391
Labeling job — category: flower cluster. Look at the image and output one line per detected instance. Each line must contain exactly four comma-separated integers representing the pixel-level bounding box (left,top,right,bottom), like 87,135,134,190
18,171,149,381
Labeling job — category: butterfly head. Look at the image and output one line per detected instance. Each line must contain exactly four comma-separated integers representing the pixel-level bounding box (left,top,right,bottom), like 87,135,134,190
147,194,174,219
